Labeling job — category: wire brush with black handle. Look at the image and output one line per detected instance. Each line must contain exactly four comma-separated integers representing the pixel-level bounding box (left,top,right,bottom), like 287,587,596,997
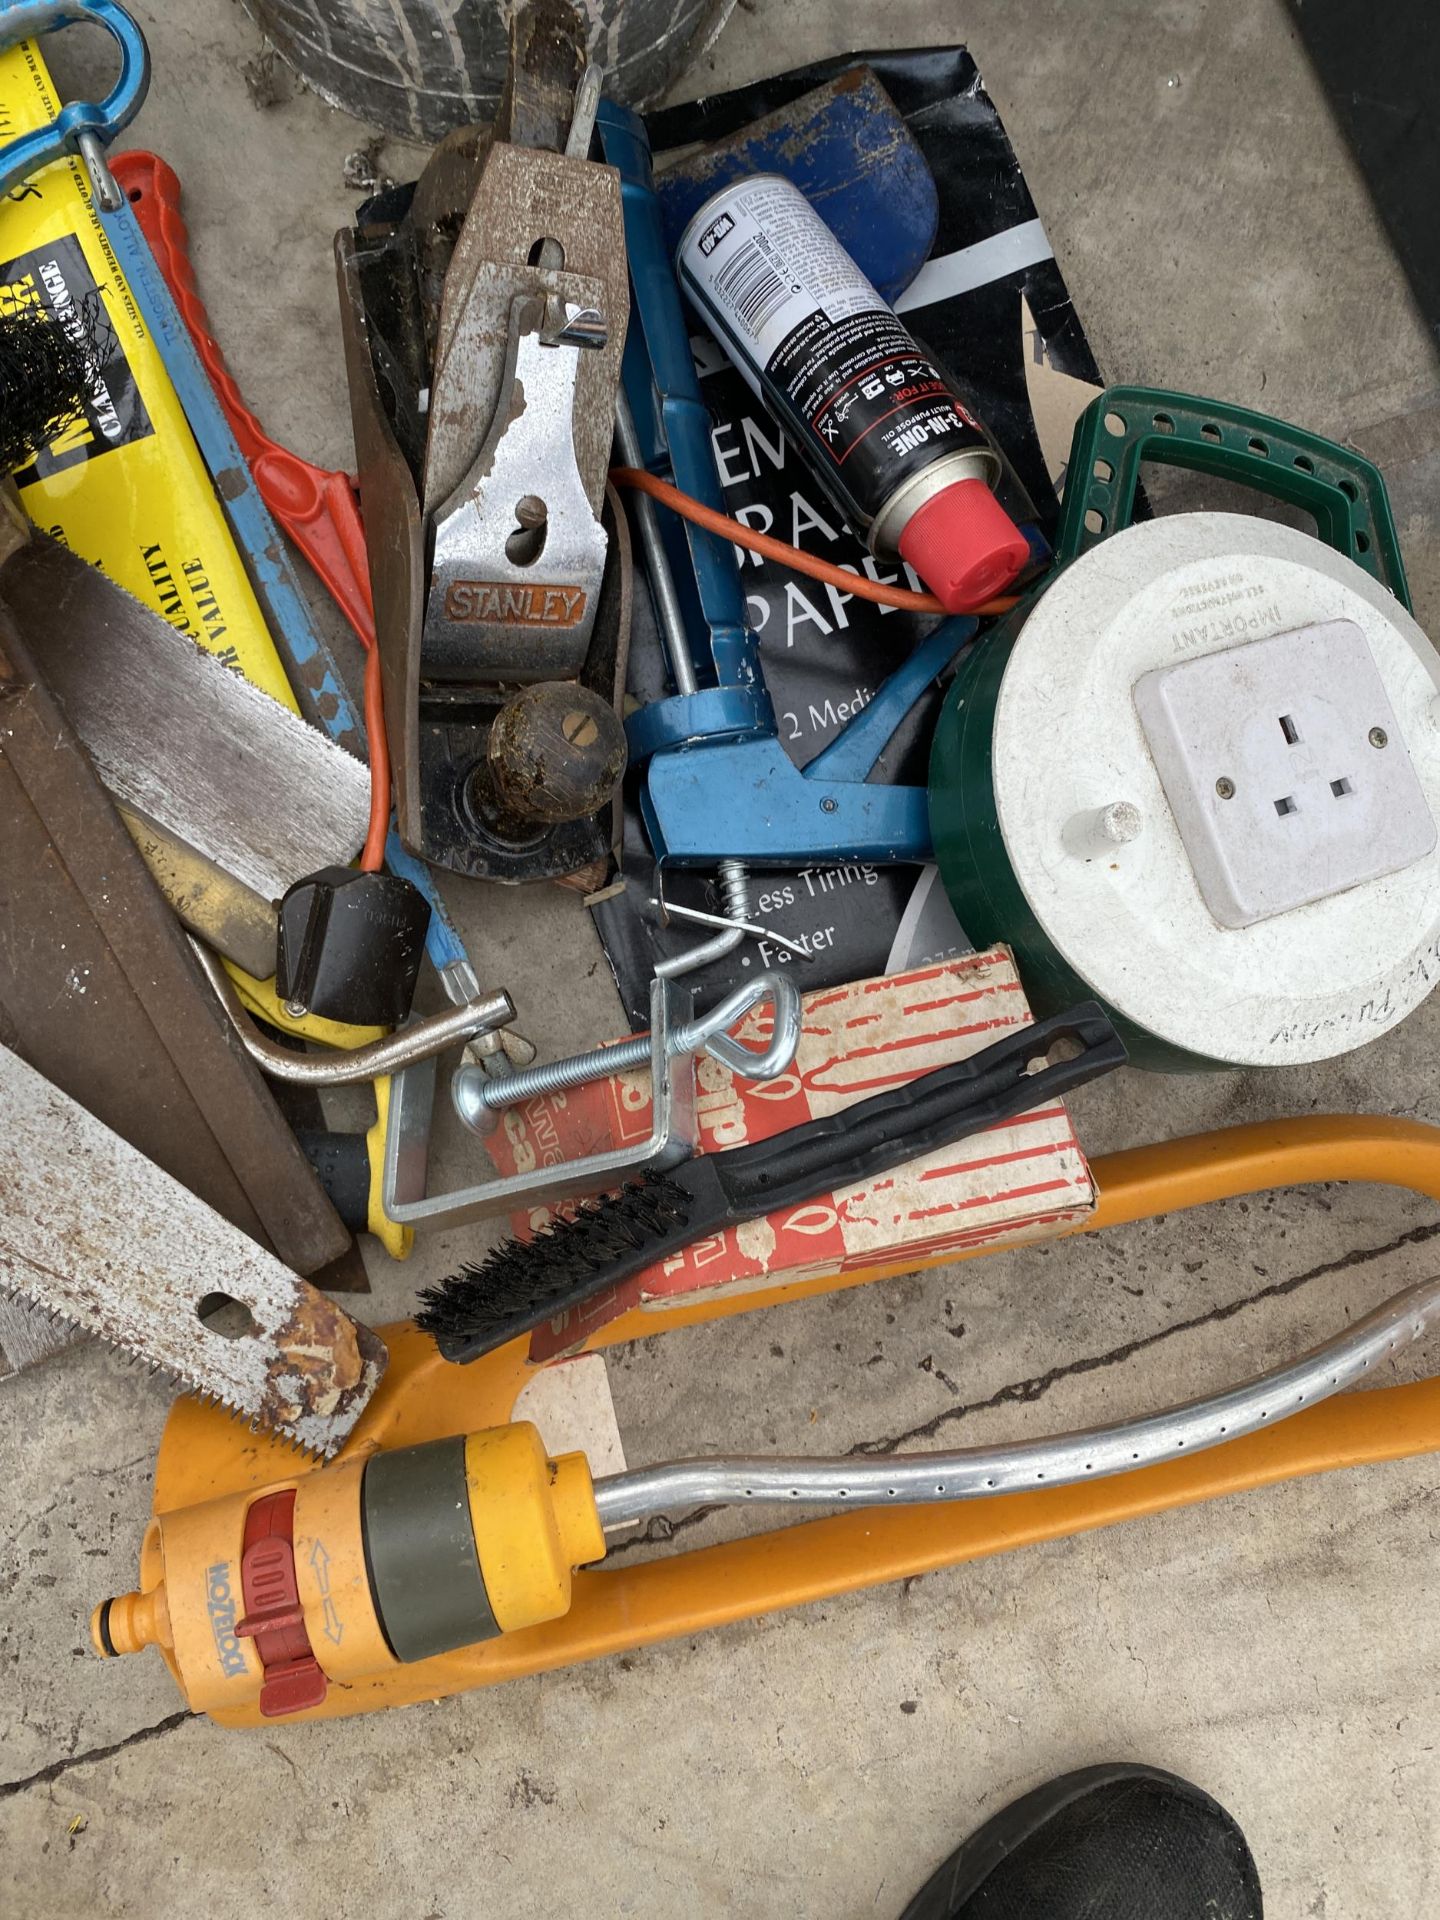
417,1003,1126,1361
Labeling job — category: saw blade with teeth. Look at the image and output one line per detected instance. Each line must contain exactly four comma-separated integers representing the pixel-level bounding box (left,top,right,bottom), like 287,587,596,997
0,1043,386,1456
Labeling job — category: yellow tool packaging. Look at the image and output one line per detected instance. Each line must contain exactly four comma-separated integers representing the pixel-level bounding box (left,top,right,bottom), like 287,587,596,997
0,36,294,705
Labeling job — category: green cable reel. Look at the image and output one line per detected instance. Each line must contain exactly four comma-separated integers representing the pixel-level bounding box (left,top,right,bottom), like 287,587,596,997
928,386,1439,1071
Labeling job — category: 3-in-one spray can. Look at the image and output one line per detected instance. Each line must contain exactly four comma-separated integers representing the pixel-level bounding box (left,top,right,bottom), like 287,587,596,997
677,173,1029,611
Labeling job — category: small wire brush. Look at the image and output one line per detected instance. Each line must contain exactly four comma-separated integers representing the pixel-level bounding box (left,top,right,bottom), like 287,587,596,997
416,1002,1126,1362
0,293,113,475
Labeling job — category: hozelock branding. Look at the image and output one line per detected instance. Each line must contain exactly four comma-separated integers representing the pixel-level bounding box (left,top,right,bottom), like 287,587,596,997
443,580,589,628
0,234,154,482
206,1562,248,1678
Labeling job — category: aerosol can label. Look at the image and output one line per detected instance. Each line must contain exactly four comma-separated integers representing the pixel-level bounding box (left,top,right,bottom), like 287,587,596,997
678,174,994,536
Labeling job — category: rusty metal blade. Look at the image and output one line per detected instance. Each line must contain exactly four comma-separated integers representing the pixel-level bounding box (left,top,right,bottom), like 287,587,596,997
0,531,372,965
0,1043,386,1455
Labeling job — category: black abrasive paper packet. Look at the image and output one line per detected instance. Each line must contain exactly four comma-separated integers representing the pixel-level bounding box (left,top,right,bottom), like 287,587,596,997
591,46,1103,1027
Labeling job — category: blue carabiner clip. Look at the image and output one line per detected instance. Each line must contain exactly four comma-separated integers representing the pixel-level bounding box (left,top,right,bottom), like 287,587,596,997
0,1,150,211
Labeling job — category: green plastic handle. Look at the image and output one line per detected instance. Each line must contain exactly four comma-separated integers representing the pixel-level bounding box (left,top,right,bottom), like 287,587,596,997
1054,385,1410,610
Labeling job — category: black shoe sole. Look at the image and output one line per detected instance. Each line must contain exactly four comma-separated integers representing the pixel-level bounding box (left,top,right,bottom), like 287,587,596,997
897,1762,1251,1920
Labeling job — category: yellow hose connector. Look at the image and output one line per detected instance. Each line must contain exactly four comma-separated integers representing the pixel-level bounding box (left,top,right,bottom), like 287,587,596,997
93,1584,171,1659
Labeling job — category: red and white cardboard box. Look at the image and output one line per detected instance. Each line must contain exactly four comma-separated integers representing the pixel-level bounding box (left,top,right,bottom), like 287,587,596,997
486,947,1097,1360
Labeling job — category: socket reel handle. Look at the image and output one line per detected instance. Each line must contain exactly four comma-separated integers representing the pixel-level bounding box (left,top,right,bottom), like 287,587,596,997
1054,385,1410,607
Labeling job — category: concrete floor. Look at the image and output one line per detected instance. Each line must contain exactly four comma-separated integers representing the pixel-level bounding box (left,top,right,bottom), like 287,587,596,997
4,0,1440,1912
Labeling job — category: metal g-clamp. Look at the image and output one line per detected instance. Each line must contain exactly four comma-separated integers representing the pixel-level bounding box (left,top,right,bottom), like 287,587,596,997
383,971,803,1230
0,2,150,212
452,969,802,1129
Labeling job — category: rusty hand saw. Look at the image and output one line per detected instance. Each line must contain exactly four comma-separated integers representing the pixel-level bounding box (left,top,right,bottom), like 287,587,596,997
0,492,371,979
0,1042,386,1455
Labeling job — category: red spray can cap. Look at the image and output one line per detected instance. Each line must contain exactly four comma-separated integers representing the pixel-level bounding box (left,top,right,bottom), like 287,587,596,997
897,477,1030,612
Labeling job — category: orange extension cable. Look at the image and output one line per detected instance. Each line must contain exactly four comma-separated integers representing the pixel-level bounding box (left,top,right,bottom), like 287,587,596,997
609,467,1023,618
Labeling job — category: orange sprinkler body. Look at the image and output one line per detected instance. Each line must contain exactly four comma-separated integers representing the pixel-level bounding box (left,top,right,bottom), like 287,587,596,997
96,1115,1440,1727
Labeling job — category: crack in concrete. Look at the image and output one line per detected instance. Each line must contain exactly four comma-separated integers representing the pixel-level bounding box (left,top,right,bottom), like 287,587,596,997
605,1216,1440,1556
0,1709,193,1799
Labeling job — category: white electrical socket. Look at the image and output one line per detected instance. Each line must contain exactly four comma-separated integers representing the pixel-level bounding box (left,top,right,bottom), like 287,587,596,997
1134,619,1437,929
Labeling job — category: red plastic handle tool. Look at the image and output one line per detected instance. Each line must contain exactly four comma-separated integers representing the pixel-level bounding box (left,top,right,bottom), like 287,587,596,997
111,150,377,652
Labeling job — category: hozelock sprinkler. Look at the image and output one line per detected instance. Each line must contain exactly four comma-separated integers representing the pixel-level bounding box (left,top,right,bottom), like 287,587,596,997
96,1106,1440,1729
